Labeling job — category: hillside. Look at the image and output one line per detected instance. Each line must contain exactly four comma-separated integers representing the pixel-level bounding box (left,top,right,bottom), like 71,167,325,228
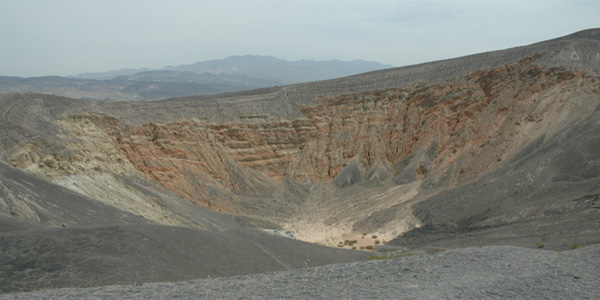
0,29,599,292
0,56,392,101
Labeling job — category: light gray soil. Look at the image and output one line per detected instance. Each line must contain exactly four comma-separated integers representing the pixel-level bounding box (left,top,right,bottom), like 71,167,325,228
3,244,598,299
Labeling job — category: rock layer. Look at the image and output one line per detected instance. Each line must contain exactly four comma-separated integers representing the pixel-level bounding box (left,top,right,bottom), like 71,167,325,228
71,55,599,210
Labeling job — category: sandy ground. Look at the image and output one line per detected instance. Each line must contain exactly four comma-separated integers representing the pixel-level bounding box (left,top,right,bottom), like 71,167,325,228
284,221,392,251
282,181,422,249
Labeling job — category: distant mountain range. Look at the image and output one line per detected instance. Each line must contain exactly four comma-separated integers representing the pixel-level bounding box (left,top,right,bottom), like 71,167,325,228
162,55,394,84
0,56,392,101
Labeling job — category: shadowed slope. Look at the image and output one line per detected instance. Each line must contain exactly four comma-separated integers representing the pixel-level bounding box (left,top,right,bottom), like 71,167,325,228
0,162,150,227
0,161,366,293
0,225,367,293
387,106,600,250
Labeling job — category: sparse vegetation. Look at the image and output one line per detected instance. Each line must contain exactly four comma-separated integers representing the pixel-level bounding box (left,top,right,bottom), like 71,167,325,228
342,239,359,247
427,248,446,254
570,242,580,249
368,253,401,260
368,248,418,260
536,242,545,248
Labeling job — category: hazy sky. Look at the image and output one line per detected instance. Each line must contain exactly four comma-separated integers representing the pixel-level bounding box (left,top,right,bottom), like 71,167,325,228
1,0,598,77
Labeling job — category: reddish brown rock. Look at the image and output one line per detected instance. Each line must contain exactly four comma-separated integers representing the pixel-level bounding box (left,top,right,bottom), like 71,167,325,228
78,54,599,216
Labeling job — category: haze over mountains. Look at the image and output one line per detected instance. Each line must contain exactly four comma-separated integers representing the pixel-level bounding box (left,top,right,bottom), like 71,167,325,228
0,56,392,101
1,29,599,295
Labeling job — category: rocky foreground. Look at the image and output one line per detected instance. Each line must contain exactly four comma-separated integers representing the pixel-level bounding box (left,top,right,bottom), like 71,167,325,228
2,244,598,299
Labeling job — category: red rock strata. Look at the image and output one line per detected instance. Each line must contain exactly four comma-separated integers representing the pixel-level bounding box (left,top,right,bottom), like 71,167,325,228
88,55,599,211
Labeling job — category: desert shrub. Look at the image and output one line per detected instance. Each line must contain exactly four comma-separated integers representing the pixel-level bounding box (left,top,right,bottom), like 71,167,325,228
536,242,545,248
368,253,401,260
372,235,377,239
427,248,446,254
570,242,580,249
368,255,385,260
375,240,380,244
365,245,374,250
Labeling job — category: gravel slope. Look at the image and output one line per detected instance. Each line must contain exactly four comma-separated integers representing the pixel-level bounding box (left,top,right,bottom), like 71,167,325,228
3,244,598,299
0,226,367,293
